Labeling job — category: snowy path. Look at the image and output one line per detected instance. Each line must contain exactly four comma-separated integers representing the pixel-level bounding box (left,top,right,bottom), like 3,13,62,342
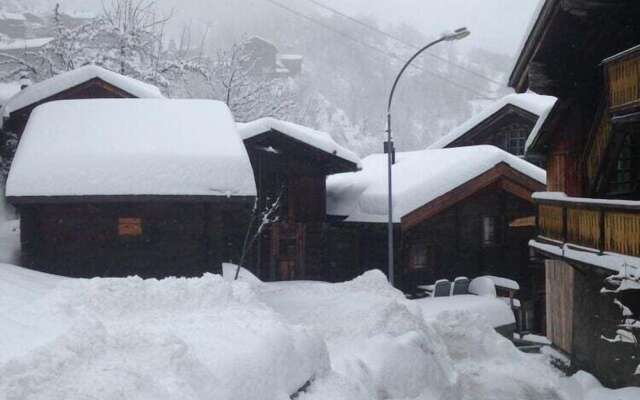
1,264,638,399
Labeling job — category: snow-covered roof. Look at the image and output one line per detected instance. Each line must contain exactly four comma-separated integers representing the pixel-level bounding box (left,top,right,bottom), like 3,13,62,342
6,99,257,198
0,37,53,51
327,145,546,223
2,65,164,117
238,117,361,167
428,92,557,150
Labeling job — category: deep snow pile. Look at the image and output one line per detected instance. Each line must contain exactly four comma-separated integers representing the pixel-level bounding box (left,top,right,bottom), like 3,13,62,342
0,266,326,400
1,265,639,400
256,273,563,400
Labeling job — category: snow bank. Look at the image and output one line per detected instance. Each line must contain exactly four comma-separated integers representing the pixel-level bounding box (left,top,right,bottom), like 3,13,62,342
3,265,637,399
416,294,514,328
6,99,257,198
0,265,327,400
258,270,565,400
327,145,546,223
238,117,361,168
560,371,640,400
428,92,557,151
2,65,163,117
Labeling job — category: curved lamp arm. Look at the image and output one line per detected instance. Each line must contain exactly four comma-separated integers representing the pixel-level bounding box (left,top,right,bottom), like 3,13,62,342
387,27,470,117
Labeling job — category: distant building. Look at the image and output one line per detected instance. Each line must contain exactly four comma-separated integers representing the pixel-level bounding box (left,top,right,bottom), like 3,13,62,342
244,36,303,78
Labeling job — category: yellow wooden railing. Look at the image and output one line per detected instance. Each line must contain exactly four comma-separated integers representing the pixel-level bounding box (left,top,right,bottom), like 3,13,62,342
536,195,640,258
608,52,640,111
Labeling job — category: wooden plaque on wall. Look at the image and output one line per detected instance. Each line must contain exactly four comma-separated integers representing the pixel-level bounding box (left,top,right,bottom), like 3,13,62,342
118,218,143,236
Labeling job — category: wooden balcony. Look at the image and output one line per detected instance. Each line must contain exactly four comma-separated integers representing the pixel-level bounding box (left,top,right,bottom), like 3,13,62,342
535,193,640,258
606,45,640,113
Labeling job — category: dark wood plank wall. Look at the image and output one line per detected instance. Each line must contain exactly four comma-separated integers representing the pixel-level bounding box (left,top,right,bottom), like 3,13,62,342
19,201,251,278
328,185,540,319
245,139,332,281
401,186,537,287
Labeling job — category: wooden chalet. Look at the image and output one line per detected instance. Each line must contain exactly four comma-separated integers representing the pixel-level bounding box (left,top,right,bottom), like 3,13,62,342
428,93,556,166
6,99,256,278
238,118,360,282
511,0,640,387
326,145,547,331
0,64,163,162
243,36,303,78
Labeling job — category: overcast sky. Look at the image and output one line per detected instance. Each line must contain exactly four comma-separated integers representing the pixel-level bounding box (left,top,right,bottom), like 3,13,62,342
26,0,541,58
116,0,543,60
319,0,541,56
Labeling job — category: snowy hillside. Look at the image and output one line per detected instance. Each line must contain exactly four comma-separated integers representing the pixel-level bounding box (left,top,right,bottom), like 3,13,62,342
1,264,637,399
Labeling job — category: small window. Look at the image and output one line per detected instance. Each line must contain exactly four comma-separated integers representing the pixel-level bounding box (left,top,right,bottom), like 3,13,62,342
118,217,143,237
409,242,432,270
506,131,528,156
482,216,501,246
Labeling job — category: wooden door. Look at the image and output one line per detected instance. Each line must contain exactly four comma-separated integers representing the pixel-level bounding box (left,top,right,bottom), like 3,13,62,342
271,223,306,280
546,259,574,353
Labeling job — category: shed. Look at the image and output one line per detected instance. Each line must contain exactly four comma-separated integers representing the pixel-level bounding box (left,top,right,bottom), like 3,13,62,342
238,117,360,281
6,99,256,278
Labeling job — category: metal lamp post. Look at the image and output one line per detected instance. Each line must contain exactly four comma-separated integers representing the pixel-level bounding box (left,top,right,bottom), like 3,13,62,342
385,27,470,287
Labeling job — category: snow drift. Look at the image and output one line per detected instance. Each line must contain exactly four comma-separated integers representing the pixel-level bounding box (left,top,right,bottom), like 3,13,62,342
1,264,638,400
0,266,326,400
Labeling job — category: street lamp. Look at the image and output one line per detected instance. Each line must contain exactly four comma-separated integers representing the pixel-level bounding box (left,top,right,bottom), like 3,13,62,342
384,27,470,287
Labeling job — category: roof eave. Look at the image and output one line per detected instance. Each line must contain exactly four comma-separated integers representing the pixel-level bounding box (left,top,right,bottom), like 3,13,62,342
508,0,560,92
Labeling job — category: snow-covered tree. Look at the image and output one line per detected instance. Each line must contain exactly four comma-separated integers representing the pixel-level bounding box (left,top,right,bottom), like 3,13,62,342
188,39,296,122
0,1,179,87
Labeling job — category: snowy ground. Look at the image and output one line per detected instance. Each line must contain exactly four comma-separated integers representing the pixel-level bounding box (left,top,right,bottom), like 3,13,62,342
1,259,639,399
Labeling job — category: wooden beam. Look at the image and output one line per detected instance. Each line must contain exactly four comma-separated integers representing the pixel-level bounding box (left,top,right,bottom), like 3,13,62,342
500,178,535,203
401,162,545,231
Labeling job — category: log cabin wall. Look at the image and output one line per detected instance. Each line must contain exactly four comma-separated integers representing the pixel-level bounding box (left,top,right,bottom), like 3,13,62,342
512,1,640,387
327,184,543,330
325,222,401,283
18,200,252,278
400,184,544,332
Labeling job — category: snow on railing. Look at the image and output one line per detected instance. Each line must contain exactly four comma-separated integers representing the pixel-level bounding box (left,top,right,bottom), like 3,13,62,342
533,192,640,258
